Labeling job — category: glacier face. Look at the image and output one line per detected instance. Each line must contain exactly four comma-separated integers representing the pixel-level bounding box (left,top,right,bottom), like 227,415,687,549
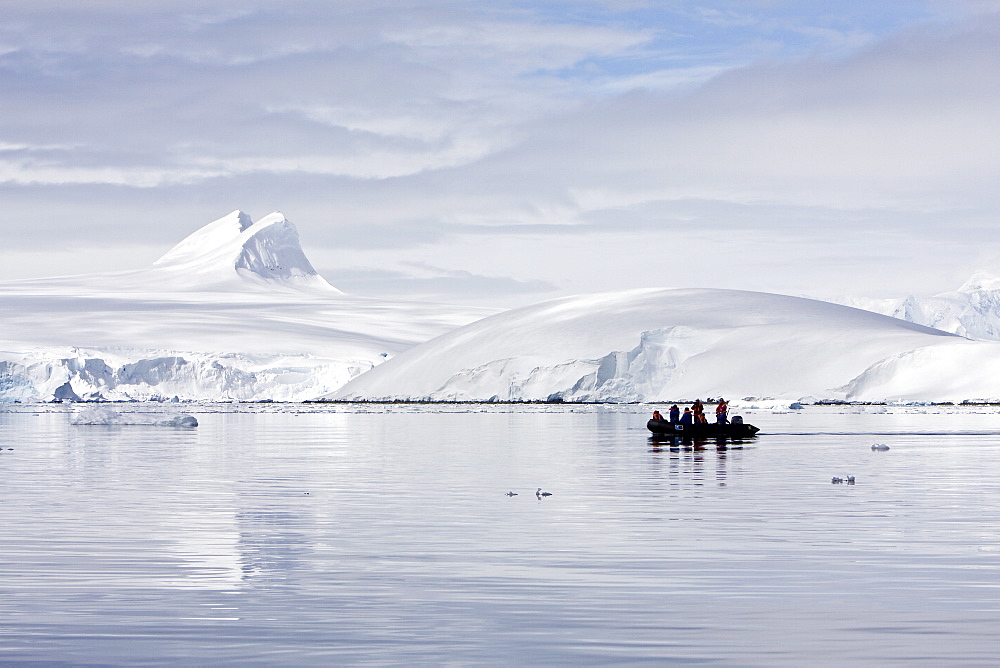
0,349,368,402
0,211,494,402
425,324,722,403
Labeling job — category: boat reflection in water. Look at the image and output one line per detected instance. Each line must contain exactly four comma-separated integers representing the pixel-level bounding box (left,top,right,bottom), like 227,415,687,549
647,433,754,451
645,433,750,488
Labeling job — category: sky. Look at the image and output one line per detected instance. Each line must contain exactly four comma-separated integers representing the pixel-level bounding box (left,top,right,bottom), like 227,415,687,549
2,0,1000,307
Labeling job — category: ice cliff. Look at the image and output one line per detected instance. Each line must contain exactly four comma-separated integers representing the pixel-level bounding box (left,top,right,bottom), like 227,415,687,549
0,350,367,402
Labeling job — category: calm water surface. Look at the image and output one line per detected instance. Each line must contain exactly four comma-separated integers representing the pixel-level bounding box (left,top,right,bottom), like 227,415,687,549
0,403,998,666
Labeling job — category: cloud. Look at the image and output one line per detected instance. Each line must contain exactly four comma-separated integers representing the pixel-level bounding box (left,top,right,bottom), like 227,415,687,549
493,17,1000,215
1,2,999,305
0,1,651,189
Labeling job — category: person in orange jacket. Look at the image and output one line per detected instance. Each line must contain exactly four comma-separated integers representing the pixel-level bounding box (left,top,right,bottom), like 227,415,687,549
692,399,706,424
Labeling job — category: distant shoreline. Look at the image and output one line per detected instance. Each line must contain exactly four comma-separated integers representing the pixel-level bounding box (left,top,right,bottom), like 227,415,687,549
7,398,1000,407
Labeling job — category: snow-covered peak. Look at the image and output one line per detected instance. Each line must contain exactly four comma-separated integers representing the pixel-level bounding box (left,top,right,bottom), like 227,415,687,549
832,271,1000,341
151,210,339,292
154,210,254,266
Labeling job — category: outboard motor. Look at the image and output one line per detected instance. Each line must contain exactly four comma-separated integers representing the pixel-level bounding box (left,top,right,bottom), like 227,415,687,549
732,415,743,425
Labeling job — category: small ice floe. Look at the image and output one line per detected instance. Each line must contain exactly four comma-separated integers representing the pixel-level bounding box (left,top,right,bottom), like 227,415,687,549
789,402,805,410
871,443,890,451
71,407,198,427
831,477,844,484
505,491,518,497
536,488,552,498
157,415,199,427
846,476,856,484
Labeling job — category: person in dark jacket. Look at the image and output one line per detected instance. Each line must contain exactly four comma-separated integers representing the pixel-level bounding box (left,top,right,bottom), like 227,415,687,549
669,405,680,422
680,408,693,425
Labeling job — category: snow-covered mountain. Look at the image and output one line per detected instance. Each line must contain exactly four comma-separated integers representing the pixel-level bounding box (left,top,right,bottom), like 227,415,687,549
834,273,1000,340
8,211,1000,404
0,211,494,401
330,287,1000,403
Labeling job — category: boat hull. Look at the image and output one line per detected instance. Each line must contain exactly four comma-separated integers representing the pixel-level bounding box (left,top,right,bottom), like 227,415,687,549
646,419,759,438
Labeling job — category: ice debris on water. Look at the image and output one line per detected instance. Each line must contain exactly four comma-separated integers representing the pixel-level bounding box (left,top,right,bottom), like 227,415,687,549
832,476,856,485
71,407,198,427
871,443,890,451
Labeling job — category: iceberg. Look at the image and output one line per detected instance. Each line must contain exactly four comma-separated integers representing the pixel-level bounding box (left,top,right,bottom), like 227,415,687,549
71,406,198,427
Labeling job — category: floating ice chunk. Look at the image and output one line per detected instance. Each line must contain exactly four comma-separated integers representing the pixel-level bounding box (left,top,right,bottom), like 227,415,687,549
71,407,127,425
71,407,197,427
155,415,199,427
871,443,890,451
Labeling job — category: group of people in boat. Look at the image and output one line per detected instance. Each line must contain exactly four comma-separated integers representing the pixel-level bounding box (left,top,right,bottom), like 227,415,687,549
652,398,728,425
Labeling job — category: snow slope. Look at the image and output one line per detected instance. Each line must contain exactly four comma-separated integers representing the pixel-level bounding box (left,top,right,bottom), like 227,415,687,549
0,211,494,401
331,287,1000,403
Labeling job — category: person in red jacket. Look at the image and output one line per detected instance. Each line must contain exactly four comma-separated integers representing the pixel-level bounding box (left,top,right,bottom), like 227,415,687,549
715,398,729,424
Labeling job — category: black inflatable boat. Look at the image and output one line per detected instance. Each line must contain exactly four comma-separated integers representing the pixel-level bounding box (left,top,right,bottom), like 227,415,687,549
646,418,760,438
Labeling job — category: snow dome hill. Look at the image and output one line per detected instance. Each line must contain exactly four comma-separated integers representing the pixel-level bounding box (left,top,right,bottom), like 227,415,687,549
330,287,1000,403
0,211,495,401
